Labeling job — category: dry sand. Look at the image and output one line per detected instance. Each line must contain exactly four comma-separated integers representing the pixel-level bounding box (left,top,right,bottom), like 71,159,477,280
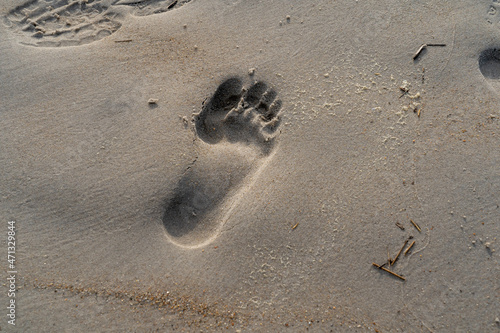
1,0,499,331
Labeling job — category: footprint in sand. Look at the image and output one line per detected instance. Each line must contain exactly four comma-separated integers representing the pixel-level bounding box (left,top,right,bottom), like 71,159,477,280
162,77,282,248
487,1,500,25
3,0,191,47
479,48,500,91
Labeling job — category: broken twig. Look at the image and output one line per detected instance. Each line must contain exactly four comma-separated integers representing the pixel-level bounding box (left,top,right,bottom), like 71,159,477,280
413,43,447,60
391,239,409,266
413,44,427,60
410,219,421,232
372,263,406,281
404,240,416,255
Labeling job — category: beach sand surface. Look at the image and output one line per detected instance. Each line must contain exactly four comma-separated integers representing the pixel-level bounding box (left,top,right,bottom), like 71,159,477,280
1,0,499,331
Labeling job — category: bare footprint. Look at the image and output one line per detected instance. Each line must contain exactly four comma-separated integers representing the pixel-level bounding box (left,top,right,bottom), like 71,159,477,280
162,77,282,248
3,0,191,47
479,48,500,92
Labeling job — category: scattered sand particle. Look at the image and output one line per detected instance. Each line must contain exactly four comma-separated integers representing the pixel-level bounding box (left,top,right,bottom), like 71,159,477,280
400,80,410,92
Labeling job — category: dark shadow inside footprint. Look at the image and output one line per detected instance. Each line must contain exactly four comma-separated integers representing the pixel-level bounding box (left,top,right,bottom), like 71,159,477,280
163,176,207,238
162,173,227,239
479,48,500,79
245,81,268,105
195,77,282,154
195,77,243,144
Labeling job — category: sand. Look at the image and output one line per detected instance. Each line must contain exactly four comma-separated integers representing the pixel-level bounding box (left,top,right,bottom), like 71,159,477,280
1,0,499,331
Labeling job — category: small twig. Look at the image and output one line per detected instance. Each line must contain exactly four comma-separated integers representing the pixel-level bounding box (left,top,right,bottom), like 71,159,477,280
404,240,416,255
395,222,405,230
372,263,406,281
410,219,421,232
399,87,409,98
413,106,422,118
413,43,447,60
291,223,299,230
413,44,427,60
114,39,132,43
167,0,177,9
391,239,409,266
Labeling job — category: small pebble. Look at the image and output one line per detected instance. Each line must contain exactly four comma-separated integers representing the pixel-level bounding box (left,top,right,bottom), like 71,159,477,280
485,242,491,248
148,98,158,104
286,15,291,22
324,73,329,78
248,68,256,76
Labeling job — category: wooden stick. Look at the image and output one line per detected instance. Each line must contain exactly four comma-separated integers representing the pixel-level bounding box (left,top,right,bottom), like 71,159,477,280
395,222,405,230
404,240,416,255
167,0,178,9
391,239,409,266
372,263,406,281
413,44,446,60
410,219,421,232
413,44,427,60
291,223,299,230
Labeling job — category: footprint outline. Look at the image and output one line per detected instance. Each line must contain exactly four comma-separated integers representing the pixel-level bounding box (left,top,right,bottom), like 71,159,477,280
4,0,191,47
162,77,283,248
